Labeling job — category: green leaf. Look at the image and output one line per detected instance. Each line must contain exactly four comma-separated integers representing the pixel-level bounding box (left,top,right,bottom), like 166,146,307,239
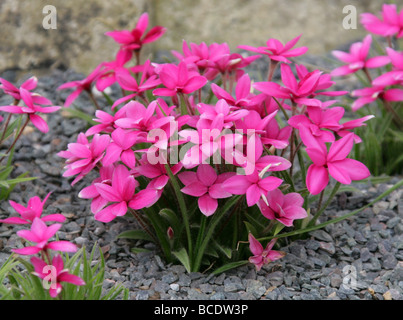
62,106,97,125
131,247,152,254
117,229,155,242
213,241,232,259
172,248,192,273
211,261,249,275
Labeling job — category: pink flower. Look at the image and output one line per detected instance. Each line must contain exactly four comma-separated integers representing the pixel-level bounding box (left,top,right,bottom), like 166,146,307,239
178,165,233,216
260,116,292,150
211,74,264,111
31,255,85,298
78,164,115,214
222,169,283,207
111,60,161,109
136,154,182,192
288,106,344,144
257,189,307,227
238,34,308,63
95,50,132,91
301,128,370,195
331,35,390,76
57,133,110,185
105,12,166,52
248,234,285,271
198,99,249,129
0,193,65,225
0,87,60,133
85,107,128,136
255,64,347,107
13,218,77,255
351,86,385,111
153,61,208,97
57,64,103,107
337,115,375,143
102,127,138,168
0,76,39,101
361,4,403,38
93,165,159,223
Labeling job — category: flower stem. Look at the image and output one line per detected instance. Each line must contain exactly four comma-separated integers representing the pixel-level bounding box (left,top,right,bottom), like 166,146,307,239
164,164,193,263
0,115,30,164
308,182,341,227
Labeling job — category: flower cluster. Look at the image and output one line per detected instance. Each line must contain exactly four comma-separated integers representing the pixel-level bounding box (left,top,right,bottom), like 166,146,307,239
330,3,403,175
0,194,85,298
57,12,372,272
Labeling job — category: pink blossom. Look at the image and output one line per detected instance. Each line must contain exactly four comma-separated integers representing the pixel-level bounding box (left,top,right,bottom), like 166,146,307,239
0,193,65,225
57,64,103,107
57,133,110,185
0,87,60,133
238,34,308,63
153,61,207,97
136,154,182,192
351,86,385,111
31,255,85,298
13,218,77,255
197,99,249,129
222,168,283,207
301,128,370,195
257,189,307,227
211,74,265,111
93,165,159,223
248,234,285,271
361,4,403,38
105,13,166,52
78,164,115,214
337,115,375,143
260,116,292,150
85,106,128,136
178,165,234,216
102,127,138,168
111,60,161,109
0,76,40,101
95,50,132,91
331,35,390,76
288,106,344,144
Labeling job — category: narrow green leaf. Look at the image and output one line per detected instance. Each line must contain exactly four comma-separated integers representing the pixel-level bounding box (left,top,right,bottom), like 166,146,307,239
211,261,249,275
172,248,192,273
117,229,155,242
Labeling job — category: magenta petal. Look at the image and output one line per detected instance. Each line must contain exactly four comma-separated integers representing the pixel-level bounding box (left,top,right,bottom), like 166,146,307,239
181,181,208,197
47,241,77,252
306,164,329,195
94,206,117,223
327,133,354,162
0,217,30,225
129,189,159,209
102,143,122,166
41,214,66,223
248,233,263,256
328,158,370,184
95,183,121,202
258,200,276,220
13,246,42,255
222,175,251,194
208,183,232,199
196,164,217,187
246,184,262,207
29,114,49,133
198,194,218,216
58,272,86,286
258,176,283,192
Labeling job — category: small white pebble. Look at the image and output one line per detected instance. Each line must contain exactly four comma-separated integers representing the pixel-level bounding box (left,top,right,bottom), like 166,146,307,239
170,283,180,292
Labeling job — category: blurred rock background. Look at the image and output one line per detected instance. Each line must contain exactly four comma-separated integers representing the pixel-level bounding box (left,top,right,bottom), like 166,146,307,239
0,0,388,76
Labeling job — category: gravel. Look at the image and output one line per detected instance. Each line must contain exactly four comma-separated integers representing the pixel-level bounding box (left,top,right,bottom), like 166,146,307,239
0,65,402,301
